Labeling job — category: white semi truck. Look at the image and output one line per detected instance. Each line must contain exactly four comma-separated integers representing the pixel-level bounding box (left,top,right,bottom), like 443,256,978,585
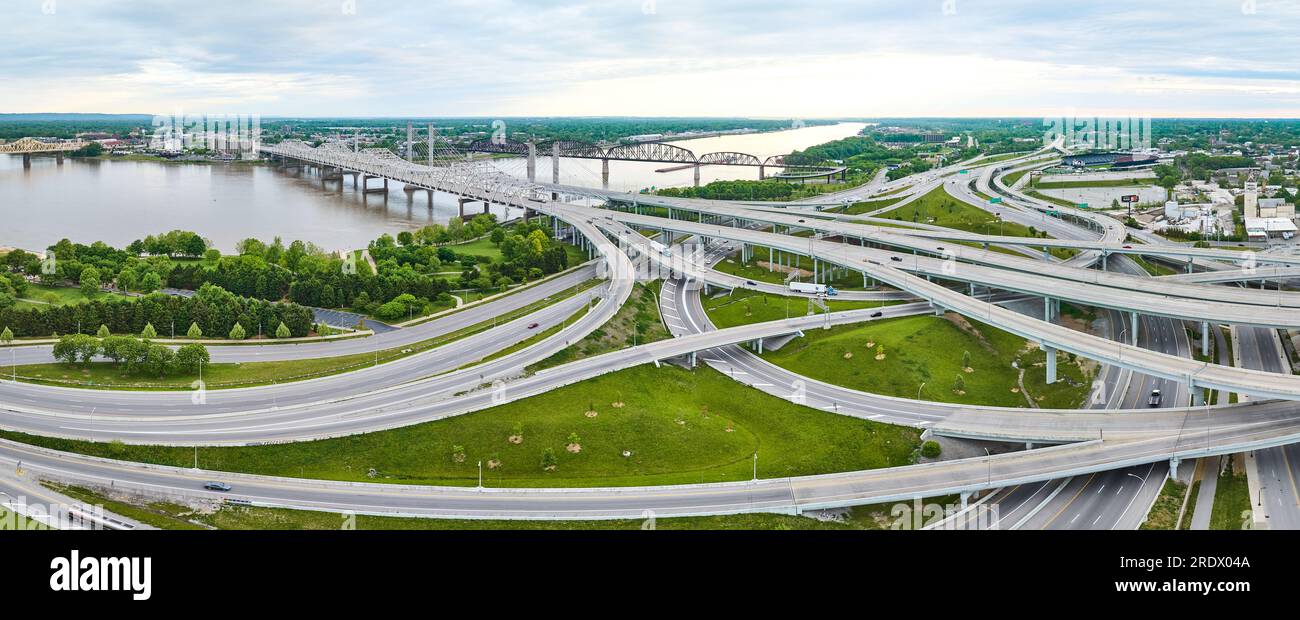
787,282,838,296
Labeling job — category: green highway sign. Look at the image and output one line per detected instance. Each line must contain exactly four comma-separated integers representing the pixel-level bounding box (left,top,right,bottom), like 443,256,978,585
1077,203,1089,209
990,197,1003,204
959,170,969,175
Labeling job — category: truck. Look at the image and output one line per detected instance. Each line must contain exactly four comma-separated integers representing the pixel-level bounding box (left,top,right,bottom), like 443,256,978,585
788,282,838,296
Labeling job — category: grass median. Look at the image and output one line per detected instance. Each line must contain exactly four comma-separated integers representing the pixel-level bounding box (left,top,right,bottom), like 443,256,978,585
3,363,921,489
755,313,1092,408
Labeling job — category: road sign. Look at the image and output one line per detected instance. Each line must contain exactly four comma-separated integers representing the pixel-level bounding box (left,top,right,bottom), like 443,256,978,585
990,197,1003,204
959,170,969,175
1077,203,1089,209
1121,195,1140,204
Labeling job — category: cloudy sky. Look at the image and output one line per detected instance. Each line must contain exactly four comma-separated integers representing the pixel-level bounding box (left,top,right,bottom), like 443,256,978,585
2,0,1299,118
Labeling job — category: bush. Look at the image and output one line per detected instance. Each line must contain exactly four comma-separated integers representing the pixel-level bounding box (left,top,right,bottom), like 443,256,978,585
921,441,942,459
274,322,291,339
229,323,247,340
187,322,203,339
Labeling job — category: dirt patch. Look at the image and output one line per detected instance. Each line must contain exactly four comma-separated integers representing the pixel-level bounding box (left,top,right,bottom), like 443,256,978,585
508,435,523,445
944,313,997,355
585,411,598,418
487,459,501,470
566,443,582,454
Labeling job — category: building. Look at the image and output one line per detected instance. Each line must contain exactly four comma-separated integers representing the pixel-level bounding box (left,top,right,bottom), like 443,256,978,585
1244,217,1297,241
1244,171,1260,217
1258,197,1295,219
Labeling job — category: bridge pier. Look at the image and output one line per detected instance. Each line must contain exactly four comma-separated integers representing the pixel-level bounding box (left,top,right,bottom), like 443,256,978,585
22,154,31,169
1202,321,1210,358
552,143,561,200
693,163,701,188
526,142,537,183
601,157,610,190
404,186,434,208
1101,252,1108,271
56,153,64,165
1131,311,1139,345
1044,344,1058,385
1169,457,1181,480
361,175,388,195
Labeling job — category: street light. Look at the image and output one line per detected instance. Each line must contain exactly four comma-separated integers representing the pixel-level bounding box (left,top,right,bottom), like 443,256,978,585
918,382,927,401
984,448,992,485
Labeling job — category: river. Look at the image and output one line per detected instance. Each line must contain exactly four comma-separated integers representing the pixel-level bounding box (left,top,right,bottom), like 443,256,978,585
0,122,865,253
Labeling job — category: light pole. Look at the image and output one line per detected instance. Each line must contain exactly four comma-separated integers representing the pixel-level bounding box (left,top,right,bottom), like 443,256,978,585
752,452,758,482
478,461,483,490
918,382,926,401
984,448,992,485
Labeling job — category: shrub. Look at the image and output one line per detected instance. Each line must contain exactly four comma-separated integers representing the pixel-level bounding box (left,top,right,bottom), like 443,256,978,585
921,441,942,459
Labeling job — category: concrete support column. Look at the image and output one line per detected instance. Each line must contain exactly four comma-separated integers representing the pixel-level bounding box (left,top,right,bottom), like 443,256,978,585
1045,345,1058,385
1131,311,1139,345
693,163,701,188
551,143,561,200
1169,457,1181,480
526,142,537,183
756,338,765,354
1044,297,1053,323
1202,321,1210,358
688,352,697,368
759,165,766,180
1101,252,1108,271
960,492,970,511
601,158,610,190
428,123,436,166
56,153,64,165
22,154,31,169
1043,246,1051,261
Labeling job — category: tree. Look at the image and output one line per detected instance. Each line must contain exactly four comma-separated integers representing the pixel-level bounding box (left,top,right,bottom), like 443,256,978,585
187,322,203,339
921,441,942,459
962,351,972,370
141,322,157,339
52,334,99,365
229,322,247,340
174,343,209,375
540,448,557,471
142,343,175,377
954,375,966,393
140,271,162,293
79,266,101,298
489,228,506,245
0,326,12,345
274,322,291,339
567,432,581,446
96,324,110,339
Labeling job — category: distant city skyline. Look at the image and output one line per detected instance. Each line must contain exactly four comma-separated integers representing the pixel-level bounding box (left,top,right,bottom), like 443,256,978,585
3,0,1299,118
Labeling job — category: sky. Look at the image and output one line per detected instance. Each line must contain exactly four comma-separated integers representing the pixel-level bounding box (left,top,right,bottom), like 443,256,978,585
2,0,1299,118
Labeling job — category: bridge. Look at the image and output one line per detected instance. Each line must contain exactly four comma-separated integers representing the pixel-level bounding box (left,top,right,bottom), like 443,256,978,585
462,137,847,188
0,137,89,168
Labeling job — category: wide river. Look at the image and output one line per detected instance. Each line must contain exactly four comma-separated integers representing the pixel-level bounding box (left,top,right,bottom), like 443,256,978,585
0,122,865,253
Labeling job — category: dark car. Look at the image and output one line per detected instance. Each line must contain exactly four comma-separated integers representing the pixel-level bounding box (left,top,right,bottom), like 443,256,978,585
870,311,884,318
1148,390,1162,408
746,281,757,286
1122,245,1133,249
890,256,903,263
527,322,540,330
204,481,232,492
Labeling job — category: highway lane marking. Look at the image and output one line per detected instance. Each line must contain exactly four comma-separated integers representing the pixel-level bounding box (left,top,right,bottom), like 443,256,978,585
1041,473,1097,530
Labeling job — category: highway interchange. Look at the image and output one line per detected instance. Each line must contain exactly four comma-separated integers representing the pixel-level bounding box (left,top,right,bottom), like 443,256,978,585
6,140,1300,528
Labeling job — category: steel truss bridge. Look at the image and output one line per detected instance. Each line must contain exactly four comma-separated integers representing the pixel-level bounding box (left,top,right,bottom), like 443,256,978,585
460,138,848,187
0,137,90,168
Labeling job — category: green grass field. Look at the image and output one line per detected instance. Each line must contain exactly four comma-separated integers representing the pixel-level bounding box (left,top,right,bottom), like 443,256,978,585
13,284,134,310
1139,479,1189,530
704,288,899,329
879,186,1076,259
1210,457,1252,531
757,314,1091,408
529,282,671,372
4,363,921,489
